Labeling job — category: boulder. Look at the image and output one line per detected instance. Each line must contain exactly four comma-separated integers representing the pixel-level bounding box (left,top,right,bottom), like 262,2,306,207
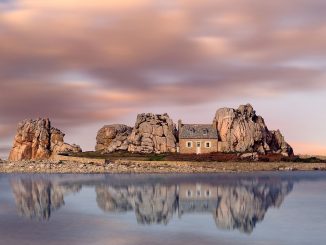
215,104,293,156
128,113,177,154
50,127,82,155
8,118,81,161
95,124,132,153
269,130,294,156
240,152,259,161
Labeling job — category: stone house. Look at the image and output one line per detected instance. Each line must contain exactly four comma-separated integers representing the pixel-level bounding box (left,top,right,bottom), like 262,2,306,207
178,120,218,154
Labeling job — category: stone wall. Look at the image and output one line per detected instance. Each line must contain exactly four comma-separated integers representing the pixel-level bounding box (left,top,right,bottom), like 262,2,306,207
179,139,218,154
217,141,229,152
52,155,106,165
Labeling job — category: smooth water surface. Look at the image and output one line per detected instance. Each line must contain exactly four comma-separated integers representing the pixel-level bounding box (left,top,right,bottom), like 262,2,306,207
0,172,326,245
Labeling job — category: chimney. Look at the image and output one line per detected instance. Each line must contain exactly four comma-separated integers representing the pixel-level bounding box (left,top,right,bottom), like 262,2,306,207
178,120,182,131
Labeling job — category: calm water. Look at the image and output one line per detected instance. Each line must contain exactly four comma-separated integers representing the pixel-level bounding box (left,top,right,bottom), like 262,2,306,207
0,172,326,245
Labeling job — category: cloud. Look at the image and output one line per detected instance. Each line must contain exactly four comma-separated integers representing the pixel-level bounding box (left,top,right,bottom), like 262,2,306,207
0,0,326,154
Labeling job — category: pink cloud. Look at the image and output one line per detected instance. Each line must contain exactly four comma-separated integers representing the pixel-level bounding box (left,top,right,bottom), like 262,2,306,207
0,0,326,155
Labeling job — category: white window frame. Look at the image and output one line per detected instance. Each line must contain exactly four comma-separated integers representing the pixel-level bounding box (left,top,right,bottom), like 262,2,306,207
186,141,193,148
205,141,212,148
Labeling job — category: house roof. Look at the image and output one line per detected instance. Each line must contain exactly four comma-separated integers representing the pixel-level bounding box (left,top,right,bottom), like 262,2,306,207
179,124,218,139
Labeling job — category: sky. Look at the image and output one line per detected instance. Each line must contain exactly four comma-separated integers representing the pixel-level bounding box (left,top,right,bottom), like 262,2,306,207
0,0,326,158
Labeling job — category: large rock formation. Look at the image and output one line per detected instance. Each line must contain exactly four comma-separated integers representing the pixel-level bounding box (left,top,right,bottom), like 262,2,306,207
95,124,132,153
128,113,177,154
8,118,82,161
215,104,293,156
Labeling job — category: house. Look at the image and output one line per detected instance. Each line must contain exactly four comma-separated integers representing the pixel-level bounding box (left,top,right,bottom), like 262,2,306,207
178,120,218,154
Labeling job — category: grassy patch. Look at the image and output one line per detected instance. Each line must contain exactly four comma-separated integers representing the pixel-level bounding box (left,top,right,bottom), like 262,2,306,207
148,154,167,161
285,156,326,163
61,151,326,163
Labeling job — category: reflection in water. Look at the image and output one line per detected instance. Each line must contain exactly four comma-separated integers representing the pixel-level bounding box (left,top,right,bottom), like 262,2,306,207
9,175,293,233
10,178,81,220
96,185,178,225
96,181,293,233
213,181,292,233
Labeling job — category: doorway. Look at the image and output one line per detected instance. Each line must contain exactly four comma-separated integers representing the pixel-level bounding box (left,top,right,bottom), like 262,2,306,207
196,142,201,154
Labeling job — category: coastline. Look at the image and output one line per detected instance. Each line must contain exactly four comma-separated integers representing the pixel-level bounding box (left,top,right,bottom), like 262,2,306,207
1,160,326,174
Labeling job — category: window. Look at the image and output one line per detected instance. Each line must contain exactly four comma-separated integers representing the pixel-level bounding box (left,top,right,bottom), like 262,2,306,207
196,142,201,147
203,129,208,135
197,190,201,197
186,141,193,148
206,190,211,197
187,190,192,197
205,141,211,148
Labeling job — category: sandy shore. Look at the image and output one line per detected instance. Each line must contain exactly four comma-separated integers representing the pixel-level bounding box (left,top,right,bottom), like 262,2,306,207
0,160,326,174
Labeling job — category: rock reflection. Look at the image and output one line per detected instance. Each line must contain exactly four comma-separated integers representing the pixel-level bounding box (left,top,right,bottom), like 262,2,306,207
96,185,178,225
11,178,81,221
96,180,293,233
213,181,292,233
9,175,293,233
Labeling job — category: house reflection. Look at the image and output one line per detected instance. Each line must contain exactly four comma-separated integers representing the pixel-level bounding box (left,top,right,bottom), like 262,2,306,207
178,183,219,216
9,176,293,233
96,180,293,233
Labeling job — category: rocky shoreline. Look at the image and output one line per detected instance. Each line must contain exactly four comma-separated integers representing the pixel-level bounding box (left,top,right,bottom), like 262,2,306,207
1,160,326,174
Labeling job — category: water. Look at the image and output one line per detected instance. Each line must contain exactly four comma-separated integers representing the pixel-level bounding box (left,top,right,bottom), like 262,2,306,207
0,172,326,245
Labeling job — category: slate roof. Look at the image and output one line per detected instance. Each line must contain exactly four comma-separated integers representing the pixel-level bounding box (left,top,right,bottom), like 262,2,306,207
179,124,218,139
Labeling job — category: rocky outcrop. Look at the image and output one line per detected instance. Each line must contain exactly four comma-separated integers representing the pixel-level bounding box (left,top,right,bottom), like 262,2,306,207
8,118,82,161
96,184,178,225
95,124,132,153
94,105,292,156
10,178,81,220
269,130,294,156
128,113,177,154
50,127,82,156
215,104,293,156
